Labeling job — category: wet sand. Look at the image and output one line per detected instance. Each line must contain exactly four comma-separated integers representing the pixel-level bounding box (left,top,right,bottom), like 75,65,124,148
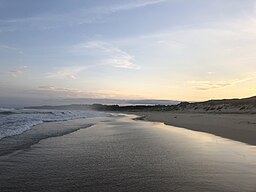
0,114,255,192
129,112,256,145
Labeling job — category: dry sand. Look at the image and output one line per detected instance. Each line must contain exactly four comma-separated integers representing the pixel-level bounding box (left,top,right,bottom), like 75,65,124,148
129,112,256,145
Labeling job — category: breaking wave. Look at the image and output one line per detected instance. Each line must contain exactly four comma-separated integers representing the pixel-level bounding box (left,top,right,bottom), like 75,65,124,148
0,108,107,140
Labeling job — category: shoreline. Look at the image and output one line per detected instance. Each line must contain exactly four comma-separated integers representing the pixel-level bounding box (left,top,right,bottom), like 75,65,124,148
1,112,256,192
0,119,94,157
128,111,256,146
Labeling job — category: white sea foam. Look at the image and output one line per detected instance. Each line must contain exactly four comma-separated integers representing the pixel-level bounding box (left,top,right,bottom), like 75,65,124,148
0,109,107,140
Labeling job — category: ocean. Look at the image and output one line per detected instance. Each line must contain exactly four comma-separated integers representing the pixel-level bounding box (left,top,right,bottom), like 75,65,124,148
0,108,108,140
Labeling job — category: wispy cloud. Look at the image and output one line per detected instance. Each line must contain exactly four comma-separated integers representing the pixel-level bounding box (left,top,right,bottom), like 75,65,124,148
0,44,18,50
207,72,216,75
0,0,167,32
36,85,144,99
10,66,28,77
35,86,92,99
188,74,256,91
0,44,24,55
190,81,232,91
94,0,167,13
79,41,139,69
37,85,93,98
47,66,87,80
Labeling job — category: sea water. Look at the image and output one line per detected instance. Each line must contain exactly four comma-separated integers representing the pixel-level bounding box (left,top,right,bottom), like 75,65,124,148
0,108,107,140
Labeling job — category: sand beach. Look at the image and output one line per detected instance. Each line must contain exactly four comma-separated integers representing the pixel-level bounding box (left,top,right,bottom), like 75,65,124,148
130,112,256,145
0,113,256,192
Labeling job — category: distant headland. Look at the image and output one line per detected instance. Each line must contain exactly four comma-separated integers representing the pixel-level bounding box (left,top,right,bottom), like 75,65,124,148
27,96,256,114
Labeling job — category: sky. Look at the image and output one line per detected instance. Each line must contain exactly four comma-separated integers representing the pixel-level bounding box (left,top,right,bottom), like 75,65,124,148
0,0,256,106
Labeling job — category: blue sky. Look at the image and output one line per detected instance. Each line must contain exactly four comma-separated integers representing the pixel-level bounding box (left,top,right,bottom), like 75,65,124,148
0,0,256,105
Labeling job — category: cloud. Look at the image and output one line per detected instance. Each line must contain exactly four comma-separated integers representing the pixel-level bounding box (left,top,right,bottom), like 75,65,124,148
188,74,256,91
0,44,24,55
80,41,139,69
38,86,79,93
192,82,232,90
10,66,28,77
94,0,167,13
47,66,87,80
207,72,216,75
36,85,95,98
0,0,167,32
38,85,56,90
0,45,18,50
36,85,144,99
